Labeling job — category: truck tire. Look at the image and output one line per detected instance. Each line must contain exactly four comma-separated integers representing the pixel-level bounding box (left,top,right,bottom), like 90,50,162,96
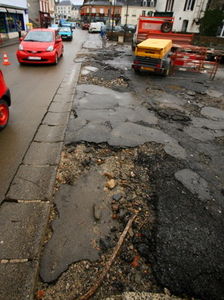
161,22,172,33
131,39,136,51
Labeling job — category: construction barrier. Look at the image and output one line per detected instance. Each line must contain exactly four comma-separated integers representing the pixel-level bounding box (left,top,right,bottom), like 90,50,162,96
170,45,220,80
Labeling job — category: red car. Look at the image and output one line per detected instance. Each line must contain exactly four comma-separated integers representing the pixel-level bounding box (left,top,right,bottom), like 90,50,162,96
0,70,11,130
16,28,64,65
82,23,90,30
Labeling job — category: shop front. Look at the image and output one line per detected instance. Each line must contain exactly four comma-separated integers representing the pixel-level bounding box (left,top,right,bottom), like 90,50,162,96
0,5,28,40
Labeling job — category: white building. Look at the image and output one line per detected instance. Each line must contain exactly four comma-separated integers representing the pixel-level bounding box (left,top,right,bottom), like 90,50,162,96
121,0,156,25
56,0,73,19
0,0,29,39
156,0,209,33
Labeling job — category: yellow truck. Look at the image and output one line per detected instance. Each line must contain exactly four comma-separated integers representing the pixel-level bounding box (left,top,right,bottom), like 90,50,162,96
132,38,172,76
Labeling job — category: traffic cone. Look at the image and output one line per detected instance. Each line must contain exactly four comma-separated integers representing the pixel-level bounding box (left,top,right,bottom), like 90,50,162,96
2,52,11,65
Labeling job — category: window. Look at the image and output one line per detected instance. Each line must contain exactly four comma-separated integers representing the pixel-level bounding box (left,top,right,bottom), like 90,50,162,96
165,0,174,11
181,19,188,32
184,0,196,11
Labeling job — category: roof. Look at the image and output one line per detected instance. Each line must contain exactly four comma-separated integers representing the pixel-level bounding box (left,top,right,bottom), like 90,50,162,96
83,0,122,5
56,1,72,6
137,38,172,50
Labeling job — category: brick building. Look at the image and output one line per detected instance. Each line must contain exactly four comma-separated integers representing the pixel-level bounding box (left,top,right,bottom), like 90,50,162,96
80,0,122,25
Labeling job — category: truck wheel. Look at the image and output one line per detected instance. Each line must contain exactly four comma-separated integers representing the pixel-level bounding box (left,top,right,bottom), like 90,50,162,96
162,64,171,76
161,22,172,33
0,99,9,130
131,39,136,51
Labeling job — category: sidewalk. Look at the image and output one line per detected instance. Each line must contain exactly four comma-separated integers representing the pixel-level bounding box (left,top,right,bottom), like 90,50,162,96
0,61,82,300
0,37,20,48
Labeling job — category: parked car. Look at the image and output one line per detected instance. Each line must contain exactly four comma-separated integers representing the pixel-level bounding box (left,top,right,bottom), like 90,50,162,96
16,28,64,65
70,22,76,29
59,26,73,41
82,23,90,30
48,24,59,30
113,25,124,32
88,22,104,33
0,70,11,130
122,24,136,33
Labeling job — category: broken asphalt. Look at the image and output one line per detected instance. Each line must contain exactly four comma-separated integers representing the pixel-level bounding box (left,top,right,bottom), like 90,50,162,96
1,34,224,300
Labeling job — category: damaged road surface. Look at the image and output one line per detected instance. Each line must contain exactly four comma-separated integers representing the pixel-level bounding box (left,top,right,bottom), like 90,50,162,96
38,37,224,300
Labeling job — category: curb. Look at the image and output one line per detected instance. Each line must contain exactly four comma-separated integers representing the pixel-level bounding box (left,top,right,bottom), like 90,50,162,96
0,62,82,300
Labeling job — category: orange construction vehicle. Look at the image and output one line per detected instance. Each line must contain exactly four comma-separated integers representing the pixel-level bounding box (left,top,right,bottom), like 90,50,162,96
132,16,194,50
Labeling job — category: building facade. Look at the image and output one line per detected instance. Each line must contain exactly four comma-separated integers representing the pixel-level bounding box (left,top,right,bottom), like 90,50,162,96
71,5,82,20
156,0,209,33
0,0,29,39
120,0,156,25
80,0,122,24
56,1,73,19
27,0,51,27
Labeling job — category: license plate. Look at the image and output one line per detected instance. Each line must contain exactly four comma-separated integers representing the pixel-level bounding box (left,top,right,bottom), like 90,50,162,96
141,66,154,71
28,56,41,60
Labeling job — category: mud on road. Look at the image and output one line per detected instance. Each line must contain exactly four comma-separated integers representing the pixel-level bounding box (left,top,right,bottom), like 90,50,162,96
37,43,224,300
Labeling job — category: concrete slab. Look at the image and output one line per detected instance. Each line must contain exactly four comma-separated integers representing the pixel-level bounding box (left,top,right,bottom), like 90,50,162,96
40,169,115,282
175,169,211,201
52,94,73,103
34,125,66,143
23,142,63,165
184,126,216,142
0,261,38,300
7,165,57,201
201,107,224,120
42,112,70,126
0,202,50,259
48,101,72,113
191,117,224,130
66,121,111,144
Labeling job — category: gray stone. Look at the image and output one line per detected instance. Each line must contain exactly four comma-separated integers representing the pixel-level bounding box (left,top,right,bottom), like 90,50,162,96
48,101,72,113
84,66,98,72
175,169,211,201
164,143,186,160
0,202,50,259
151,92,186,107
68,121,111,144
187,91,196,96
105,292,181,300
23,142,63,165
42,111,70,126
93,203,102,221
108,122,175,147
7,165,57,201
201,107,224,120
0,261,38,300
40,169,115,282
34,125,66,142
184,126,215,142
112,193,123,201
206,89,223,98
191,117,224,130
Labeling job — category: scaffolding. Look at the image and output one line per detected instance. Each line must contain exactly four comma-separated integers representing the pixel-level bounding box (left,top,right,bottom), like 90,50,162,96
170,45,221,80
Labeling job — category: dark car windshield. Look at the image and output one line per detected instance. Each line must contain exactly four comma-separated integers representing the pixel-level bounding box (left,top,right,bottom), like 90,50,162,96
59,27,71,32
24,31,53,42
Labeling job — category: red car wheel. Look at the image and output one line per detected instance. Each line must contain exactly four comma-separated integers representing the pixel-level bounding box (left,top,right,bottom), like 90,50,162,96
0,99,9,130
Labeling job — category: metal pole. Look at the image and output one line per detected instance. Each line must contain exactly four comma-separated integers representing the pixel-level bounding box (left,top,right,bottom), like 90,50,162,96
112,0,116,31
124,0,129,41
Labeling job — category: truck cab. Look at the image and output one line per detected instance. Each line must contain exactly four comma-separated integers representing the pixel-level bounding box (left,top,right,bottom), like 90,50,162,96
132,38,172,76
